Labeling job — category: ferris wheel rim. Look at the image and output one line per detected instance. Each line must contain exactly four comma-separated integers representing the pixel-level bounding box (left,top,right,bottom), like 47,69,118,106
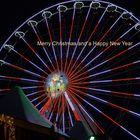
0,0,140,52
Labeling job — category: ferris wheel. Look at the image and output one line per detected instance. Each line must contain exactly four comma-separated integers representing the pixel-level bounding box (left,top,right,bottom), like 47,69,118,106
0,0,140,139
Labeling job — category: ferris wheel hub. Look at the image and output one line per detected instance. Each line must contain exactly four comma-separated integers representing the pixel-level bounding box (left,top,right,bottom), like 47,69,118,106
45,71,68,99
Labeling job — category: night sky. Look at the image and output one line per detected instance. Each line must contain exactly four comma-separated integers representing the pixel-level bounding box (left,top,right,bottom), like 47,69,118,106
0,0,139,46
0,0,140,140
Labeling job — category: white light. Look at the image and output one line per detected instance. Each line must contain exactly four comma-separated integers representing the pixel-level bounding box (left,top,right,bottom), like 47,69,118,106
89,136,95,140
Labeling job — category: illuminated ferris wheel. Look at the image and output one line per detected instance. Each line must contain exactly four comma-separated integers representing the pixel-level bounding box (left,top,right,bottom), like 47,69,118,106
0,0,140,139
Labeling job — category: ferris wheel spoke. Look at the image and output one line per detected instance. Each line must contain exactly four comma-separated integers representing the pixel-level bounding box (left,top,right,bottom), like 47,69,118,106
64,91,80,121
57,95,64,129
0,75,44,84
69,80,90,85
55,95,62,123
40,97,52,114
0,88,11,95
28,22,56,71
59,76,140,86
68,10,123,77
64,7,76,73
68,66,88,82
68,89,104,134
70,86,140,118
84,25,137,69
87,60,140,78
0,88,11,92
62,95,66,133
85,93,140,118
35,96,48,108
128,30,140,40
90,87,140,98
58,8,63,71
21,85,44,90
68,85,140,98
16,34,52,73
72,90,140,140
31,94,46,103
102,112,140,140
69,68,88,81
66,6,91,75
71,41,140,79
70,24,137,79
79,104,104,134
11,49,49,75
65,97,74,127
88,77,140,84
89,42,140,71
67,7,108,77
48,98,59,121
3,61,45,79
43,13,59,71
69,75,90,83
26,89,45,97
48,110,53,121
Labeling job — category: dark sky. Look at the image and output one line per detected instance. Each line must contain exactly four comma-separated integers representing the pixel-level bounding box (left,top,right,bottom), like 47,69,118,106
0,0,139,46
